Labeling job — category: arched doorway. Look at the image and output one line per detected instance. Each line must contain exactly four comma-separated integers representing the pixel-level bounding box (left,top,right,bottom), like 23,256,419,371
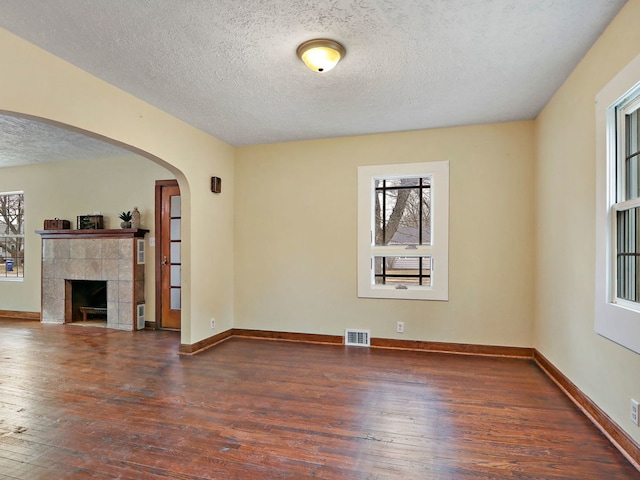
0,112,187,332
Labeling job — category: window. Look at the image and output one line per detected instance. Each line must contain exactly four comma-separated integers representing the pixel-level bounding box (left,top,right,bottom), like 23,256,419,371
358,161,449,300
614,90,640,306
595,53,640,354
0,191,25,280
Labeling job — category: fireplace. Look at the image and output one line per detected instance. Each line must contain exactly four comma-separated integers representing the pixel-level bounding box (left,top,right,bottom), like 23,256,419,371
37,228,148,331
66,280,107,324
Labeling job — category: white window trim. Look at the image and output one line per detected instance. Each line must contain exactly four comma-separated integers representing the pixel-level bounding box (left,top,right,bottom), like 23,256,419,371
357,161,449,301
595,53,640,354
0,190,24,282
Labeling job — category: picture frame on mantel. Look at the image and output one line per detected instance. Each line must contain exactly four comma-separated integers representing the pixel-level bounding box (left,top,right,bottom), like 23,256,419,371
77,215,104,230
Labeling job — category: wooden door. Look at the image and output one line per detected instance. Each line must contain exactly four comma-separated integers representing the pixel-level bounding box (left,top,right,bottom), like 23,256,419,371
155,180,181,330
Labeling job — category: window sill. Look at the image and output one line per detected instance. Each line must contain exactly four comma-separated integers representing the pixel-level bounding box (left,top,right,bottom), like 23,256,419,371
358,285,448,301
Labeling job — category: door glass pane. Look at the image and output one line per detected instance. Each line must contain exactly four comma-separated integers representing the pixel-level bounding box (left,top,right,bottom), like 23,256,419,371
170,287,181,309
170,242,181,263
170,219,180,241
171,195,181,217
166,192,181,313
171,265,181,287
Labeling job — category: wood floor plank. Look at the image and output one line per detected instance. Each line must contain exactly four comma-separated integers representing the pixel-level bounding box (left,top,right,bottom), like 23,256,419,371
0,319,638,479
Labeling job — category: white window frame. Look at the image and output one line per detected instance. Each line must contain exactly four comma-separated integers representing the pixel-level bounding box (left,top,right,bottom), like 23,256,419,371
358,161,449,301
595,53,640,354
0,190,25,282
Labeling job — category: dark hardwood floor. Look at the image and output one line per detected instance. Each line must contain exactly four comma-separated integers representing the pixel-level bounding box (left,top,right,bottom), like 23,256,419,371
0,319,638,479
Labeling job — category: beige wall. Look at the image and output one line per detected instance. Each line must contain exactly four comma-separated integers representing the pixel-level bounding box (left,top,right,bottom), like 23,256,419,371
0,155,173,320
2,0,639,448
0,27,235,345
235,122,535,346
535,0,640,443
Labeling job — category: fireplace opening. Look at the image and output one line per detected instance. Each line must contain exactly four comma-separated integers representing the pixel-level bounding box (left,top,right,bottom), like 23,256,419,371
66,280,107,327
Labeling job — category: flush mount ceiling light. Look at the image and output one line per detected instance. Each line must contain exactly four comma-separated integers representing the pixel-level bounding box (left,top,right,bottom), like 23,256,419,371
296,39,346,73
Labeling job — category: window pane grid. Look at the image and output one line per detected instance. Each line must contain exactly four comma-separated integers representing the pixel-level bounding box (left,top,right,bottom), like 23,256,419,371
624,109,640,200
374,177,431,246
617,207,640,301
0,192,25,279
615,102,640,303
374,256,431,286
359,162,448,300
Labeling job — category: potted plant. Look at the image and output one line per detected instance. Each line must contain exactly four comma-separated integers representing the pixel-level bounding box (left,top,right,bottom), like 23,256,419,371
119,211,132,229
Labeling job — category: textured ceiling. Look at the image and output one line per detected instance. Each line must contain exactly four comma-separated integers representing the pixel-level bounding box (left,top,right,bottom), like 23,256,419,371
0,115,133,168
0,0,628,165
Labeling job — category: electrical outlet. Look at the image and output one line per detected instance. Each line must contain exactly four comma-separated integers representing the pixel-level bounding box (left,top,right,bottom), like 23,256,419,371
210,318,216,330
396,321,404,333
631,399,639,426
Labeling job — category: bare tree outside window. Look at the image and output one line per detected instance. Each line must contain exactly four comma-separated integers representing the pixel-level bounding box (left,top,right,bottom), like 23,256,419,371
0,192,25,278
373,177,431,285
375,177,431,246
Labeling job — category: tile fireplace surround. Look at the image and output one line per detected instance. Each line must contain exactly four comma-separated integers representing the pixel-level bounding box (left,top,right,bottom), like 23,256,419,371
36,229,148,331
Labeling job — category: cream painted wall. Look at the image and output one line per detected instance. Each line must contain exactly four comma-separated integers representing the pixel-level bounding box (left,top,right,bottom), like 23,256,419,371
2,1,638,450
0,28,235,345
0,155,173,320
235,122,535,346
535,0,640,443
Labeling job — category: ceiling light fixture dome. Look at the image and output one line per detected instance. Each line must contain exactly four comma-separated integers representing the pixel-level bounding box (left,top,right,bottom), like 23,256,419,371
296,39,345,73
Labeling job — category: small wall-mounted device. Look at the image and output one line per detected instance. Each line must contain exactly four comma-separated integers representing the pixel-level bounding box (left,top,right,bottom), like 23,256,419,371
211,176,222,193
137,303,145,330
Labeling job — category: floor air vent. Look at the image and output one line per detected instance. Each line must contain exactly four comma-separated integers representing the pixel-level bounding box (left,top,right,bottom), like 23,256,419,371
345,329,370,347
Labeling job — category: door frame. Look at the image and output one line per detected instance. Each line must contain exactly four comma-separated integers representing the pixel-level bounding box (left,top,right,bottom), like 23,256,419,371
155,179,180,330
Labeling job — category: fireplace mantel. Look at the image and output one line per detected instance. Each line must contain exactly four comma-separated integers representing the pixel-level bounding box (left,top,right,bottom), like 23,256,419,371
36,228,149,239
